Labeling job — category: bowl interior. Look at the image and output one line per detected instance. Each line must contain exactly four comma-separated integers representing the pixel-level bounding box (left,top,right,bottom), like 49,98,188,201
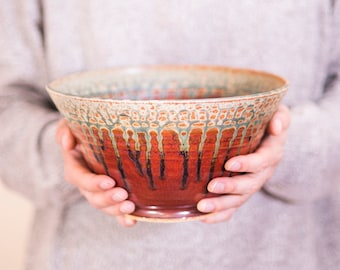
47,66,287,101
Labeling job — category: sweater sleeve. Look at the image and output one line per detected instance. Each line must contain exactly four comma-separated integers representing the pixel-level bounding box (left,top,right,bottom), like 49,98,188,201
0,1,80,208
262,3,340,203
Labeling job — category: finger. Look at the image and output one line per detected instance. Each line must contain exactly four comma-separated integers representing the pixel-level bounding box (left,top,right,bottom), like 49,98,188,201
225,106,289,173
101,200,135,216
116,215,137,227
56,119,76,150
225,133,284,173
208,172,267,195
200,208,237,224
225,149,278,173
80,187,129,209
63,148,116,192
197,194,248,213
267,104,291,136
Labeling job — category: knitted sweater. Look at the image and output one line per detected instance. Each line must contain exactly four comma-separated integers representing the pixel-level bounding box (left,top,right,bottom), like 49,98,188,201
1,1,340,269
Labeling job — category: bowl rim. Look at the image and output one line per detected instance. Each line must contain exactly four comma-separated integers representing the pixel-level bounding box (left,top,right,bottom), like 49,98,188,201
46,65,288,104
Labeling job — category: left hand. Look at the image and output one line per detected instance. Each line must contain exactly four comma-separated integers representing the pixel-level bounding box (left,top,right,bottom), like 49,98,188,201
197,105,291,223
56,119,137,227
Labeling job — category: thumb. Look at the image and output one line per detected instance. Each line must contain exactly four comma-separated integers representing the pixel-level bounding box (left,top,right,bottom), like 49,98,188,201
56,119,77,151
267,105,291,136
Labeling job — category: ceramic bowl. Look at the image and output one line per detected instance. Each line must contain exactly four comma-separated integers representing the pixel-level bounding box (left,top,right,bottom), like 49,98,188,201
46,66,287,222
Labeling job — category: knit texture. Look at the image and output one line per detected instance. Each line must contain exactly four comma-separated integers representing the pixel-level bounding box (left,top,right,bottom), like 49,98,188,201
0,1,340,269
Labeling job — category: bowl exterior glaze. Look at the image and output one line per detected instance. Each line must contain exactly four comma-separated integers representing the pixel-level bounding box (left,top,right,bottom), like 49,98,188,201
47,66,287,221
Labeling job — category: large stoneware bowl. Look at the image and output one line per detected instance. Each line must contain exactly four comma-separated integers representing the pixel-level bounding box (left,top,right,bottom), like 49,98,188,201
46,66,287,222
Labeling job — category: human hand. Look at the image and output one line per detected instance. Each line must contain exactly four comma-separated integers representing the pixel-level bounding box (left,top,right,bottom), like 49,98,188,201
55,119,137,227
197,105,291,223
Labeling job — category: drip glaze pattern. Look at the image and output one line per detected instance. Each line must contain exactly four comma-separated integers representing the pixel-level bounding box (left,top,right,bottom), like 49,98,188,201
47,66,287,221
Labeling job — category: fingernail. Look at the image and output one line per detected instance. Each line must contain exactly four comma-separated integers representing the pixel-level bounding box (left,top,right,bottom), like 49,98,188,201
124,217,135,226
274,119,282,134
211,182,225,193
112,192,126,202
120,203,134,213
227,161,241,171
99,180,114,190
198,201,215,213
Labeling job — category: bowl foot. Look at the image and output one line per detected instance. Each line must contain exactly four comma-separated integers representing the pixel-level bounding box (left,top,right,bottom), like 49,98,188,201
126,206,214,223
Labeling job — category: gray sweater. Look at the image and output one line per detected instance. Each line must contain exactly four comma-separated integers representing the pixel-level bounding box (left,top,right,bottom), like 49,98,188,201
1,1,340,269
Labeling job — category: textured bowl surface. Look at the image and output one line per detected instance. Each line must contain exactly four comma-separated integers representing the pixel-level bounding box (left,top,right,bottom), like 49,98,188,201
46,66,287,221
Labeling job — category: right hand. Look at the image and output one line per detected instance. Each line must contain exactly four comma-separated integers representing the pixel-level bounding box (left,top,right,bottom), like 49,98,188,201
55,119,137,227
